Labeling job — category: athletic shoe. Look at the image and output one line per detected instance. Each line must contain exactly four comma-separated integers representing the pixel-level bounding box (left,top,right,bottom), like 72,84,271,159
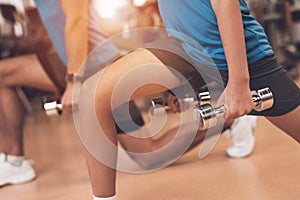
0,153,36,186
224,115,257,158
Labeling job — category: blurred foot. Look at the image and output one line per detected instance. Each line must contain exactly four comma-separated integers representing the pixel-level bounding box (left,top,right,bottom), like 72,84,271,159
0,153,36,186
223,115,257,158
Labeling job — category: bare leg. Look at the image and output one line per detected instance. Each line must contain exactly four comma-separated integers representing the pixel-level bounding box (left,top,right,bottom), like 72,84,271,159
0,87,25,156
0,54,58,156
117,121,231,169
86,49,183,197
266,106,300,142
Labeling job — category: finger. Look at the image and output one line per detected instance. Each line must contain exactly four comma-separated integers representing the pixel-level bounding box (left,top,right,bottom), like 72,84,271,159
62,103,73,113
224,107,240,122
224,110,234,123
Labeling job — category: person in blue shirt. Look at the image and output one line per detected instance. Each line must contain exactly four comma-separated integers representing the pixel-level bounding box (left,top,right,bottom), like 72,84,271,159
82,0,299,199
0,1,258,199
155,0,299,125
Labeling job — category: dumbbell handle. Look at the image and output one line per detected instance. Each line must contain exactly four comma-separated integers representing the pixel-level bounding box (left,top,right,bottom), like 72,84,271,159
211,105,226,118
151,96,196,109
151,96,200,116
212,87,274,115
213,95,268,118
151,91,211,116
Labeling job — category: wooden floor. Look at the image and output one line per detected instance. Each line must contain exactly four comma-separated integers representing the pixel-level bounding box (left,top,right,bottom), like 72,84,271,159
0,75,299,200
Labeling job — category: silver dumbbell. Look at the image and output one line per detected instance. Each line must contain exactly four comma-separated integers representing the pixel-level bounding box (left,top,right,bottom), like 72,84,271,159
150,91,211,116
193,87,274,130
42,96,63,116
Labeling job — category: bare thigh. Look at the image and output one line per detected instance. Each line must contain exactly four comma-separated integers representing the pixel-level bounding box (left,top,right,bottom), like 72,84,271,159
0,54,57,92
266,106,300,142
95,48,183,109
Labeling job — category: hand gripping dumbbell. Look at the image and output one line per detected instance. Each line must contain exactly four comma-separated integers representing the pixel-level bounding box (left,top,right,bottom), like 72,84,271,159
192,87,274,130
42,96,63,116
150,91,211,116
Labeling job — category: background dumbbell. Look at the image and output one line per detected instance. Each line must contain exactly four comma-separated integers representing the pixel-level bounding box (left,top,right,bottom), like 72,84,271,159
193,87,274,130
42,95,63,116
150,91,211,116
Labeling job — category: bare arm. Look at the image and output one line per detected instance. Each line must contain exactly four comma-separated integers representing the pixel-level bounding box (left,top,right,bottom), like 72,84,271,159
211,0,254,122
60,0,89,73
59,0,89,112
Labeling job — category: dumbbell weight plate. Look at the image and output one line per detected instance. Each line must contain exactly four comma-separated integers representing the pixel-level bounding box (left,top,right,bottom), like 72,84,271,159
252,87,274,111
151,96,205,116
193,103,219,130
43,101,63,116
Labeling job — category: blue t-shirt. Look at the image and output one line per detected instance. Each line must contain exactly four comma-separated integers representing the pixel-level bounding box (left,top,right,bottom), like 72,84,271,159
157,0,274,70
34,0,68,65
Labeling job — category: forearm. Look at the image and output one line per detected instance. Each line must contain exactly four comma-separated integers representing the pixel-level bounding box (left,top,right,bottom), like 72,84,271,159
60,0,89,74
211,0,249,84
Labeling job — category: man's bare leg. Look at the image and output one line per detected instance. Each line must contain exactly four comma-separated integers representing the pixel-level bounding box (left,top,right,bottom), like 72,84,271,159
0,54,58,156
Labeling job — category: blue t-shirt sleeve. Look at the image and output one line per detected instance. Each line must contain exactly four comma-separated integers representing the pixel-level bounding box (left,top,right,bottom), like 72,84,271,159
34,0,68,66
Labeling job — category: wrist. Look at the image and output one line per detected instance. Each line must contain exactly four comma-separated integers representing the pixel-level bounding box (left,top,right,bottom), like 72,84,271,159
66,81,74,88
227,77,250,90
228,78,249,85
65,72,76,83
228,73,249,84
